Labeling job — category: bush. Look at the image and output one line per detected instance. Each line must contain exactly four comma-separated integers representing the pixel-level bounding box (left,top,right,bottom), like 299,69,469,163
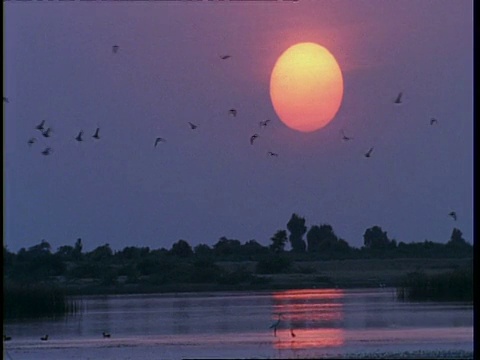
256,255,292,274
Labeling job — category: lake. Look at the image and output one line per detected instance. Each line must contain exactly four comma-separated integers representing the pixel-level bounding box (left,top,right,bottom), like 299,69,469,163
3,288,473,359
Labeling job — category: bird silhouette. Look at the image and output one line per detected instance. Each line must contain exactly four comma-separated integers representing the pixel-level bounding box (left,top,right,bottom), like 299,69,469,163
259,119,271,128
102,331,111,338
250,134,259,145
112,45,119,53
36,120,46,131
3,96,9,103
41,147,52,156
42,128,52,138
92,128,100,139
75,131,83,142
28,137,37,146
394,92,403,104
229,108,237,117
188,122,198,130
364,147,374,158
267,151,278,157
290,328,296,338
3,335,12,341
269,315,282,337
430,118,438,125
41,335,49,341
341,130,353,141
154,137,166,147
220,55,231,60
449,211,457,221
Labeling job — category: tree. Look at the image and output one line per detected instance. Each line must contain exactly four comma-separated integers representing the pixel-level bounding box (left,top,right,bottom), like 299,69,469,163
170,239,194,258
307,224,338,253
213,237,242,257
194,244,213,257
270,230,288,253
286,213,307,253
363,226,391,250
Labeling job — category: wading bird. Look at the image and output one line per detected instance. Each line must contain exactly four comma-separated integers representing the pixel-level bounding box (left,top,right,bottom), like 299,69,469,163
364,147,374,158
36,120,46,131
41,147,52,156
75,131,83,142
220,55,231,60
430,118,438,125
154,137,166,147
42,128,52,138
188,122,198,130
267,151,278,157
28,137,37,146
259,119,271,128
394,92,403,104
269,315,282,337
229,108,237,117
92,128,100,139
449,211,457,221
41,335,49,341
341,130,353,141
112,45,119,53
290,328,296,338
250,134,259,145
102,332,111,338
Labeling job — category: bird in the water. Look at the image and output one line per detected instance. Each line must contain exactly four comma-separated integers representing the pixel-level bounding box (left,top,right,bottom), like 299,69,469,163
449,211,457,221
41,335,49,341
394,92,403,104
3,335,12,341
102,331,111,338
112,45,119,53
188,122,198,130
229,108,237,117
364,147,374,158
92,128,100,139
430,118,438,125
28,137,37,146
36,120,46,131
3,96,9,103
154,137,166,147
75,131,83,142
250,134,259,145
41,147,52,156
269,315,282,337
42,128,52,138
267,151,278,157
259,119,271,128
220,55,231,60
341,130,353,141
290,328,296,338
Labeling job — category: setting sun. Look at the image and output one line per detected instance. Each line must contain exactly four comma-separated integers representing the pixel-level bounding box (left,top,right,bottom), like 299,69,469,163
270,42,344,132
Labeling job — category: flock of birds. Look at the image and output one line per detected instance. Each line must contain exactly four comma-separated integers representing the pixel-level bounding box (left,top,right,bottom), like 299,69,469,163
3,332,111,343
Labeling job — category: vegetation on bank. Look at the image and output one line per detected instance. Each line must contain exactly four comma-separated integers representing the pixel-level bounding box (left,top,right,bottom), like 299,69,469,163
3,214,473,318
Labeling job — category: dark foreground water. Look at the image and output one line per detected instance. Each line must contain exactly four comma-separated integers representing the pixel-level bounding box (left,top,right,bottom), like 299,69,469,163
3,288,473,359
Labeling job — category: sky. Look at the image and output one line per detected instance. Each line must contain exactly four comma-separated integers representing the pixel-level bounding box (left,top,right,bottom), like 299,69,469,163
4,0,473,253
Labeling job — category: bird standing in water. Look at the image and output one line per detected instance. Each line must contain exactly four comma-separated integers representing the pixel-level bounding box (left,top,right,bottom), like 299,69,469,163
269,314,282,337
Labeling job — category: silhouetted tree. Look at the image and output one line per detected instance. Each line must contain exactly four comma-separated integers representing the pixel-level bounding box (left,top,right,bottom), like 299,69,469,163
194,244,213,257
87,244,113,262
241,240,268,257
307,224,338,253
286,213,307,253
363,226,391,250
170,239,194,258
270,230,288,253
213,237,242,257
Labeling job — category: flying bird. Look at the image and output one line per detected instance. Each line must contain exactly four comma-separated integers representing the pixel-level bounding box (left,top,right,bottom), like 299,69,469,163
394,92,403,104
188,122,198,130
154,137,166,147
269,315,282,337
112,45,119,53
40,335,49,341
102,331,111,338
341,130,353,141
449,211,457,221
92,128,100,139
430,118,438,125
42,128,52,138
75,131,83,142
250,134,259,145
36,120,46,131
267,151,278,157
28,137,37,146
229,108,237,117
364,147,374,158
259,119,271,128
220,55,231,60
41,147,52,156
3,96,9,103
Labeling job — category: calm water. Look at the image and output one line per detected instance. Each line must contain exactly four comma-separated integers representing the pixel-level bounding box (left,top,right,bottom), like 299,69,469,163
3,288,473,359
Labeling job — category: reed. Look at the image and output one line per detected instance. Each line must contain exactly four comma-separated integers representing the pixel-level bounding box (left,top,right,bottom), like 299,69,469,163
4,282,81,319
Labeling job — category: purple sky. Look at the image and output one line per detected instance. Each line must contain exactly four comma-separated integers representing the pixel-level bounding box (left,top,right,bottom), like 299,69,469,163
4,1,473,252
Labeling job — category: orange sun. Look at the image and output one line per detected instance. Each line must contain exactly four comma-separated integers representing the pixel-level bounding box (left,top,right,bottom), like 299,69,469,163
270,42,344,133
